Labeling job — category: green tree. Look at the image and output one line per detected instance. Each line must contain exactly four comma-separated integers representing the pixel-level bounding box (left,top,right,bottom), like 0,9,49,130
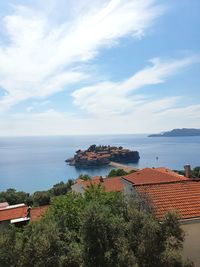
50,180,73,196
0,188,32,206
192,166,200,178
32,191,51,206
78,174,91,181
107,168,136,177
0,186,193,267
82,202,137,267
107,169,128,177
18,220,61,267
88,145,96,152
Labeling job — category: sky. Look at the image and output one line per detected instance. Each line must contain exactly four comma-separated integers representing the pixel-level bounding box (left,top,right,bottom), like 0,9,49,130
0,0,199,136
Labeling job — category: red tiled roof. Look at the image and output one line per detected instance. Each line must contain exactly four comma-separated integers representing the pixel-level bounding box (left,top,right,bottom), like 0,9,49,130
30,206,49,222
102,177,124,192
123,167,188,185
0,206,27,222
75,178,84,184
0,204,49,223
135,180,200,220
76,176,123,192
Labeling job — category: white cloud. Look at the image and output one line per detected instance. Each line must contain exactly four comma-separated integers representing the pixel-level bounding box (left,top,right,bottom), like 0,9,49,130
0,0,164,111
0,1,199,136
72,56,197,115
26,106,34,113
1,103,200,136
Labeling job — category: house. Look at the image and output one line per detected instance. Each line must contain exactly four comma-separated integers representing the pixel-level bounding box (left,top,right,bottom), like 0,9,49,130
0,203,48,229
0,203,29,229
71,165,200,265
120,166,200,265
133,178,200,266
71,167,189,195
71,175,123,194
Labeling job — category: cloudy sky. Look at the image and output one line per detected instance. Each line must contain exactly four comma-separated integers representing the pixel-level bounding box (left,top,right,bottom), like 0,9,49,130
0,0,199,136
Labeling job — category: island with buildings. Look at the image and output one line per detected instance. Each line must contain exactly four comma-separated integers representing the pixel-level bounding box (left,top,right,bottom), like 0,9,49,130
148,128,200,137
66,145,140,167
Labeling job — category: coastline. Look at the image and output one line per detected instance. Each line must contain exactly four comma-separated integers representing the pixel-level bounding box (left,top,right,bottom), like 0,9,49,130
1,135,200,192
109,161,138,172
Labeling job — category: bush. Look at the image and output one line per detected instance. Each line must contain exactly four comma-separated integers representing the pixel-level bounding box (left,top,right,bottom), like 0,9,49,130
32,191,51,206
0,188,32,206
0,186,193,267
78,174,91,181
0,179,74,207
107,169,128,177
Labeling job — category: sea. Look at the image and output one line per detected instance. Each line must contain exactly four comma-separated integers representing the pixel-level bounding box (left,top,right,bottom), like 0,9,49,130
0,135,200,193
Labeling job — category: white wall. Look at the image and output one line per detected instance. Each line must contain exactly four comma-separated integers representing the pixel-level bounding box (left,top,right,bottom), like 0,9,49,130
120,178,136,196
71,183,85,194
182,220,200,266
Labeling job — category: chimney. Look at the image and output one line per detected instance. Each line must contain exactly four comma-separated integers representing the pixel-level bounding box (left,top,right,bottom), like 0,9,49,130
184,165,191,178
99,176,104,183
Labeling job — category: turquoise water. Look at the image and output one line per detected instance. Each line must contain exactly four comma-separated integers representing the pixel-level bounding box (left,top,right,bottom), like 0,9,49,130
0,135,200,193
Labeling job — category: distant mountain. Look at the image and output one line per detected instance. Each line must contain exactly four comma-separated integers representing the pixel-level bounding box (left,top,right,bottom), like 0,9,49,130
148,128,200,137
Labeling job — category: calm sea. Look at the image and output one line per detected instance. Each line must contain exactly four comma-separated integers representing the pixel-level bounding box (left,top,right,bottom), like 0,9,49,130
0,135,200,193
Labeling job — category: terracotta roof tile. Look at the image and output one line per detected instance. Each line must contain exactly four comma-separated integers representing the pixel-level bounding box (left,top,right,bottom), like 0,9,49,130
102,177,123,192
0,206,27,222
135,180,200,220
123,167,188,185
76,176,123,192
75,178,84,184
30,206,49,222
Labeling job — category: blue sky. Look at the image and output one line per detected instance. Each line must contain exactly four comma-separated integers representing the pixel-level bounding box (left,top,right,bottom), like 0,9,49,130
0,0,199,136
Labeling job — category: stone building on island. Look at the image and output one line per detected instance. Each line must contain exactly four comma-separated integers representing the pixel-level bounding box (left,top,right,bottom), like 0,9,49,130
66,145,140,167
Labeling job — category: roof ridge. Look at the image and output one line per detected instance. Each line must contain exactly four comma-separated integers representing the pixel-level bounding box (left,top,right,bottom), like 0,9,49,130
133,180,192,187
0,205,27,212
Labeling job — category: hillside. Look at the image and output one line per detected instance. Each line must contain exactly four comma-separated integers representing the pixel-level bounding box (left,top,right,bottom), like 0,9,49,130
149,128,200,137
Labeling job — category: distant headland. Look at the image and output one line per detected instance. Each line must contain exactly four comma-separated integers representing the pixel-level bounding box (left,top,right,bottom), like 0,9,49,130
148,128,200,137
66,145,140,167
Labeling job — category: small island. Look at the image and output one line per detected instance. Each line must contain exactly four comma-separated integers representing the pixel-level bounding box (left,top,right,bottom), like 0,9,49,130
66,145,140,167
148,128,200,137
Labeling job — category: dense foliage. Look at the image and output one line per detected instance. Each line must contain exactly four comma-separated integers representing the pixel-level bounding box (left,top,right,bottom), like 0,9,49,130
107,168,136,177
107,168,128,177
78,174,91,181
192,166,200,178
0,188,31,206
0,179,74,207
0,186,193,267
175,166,200,178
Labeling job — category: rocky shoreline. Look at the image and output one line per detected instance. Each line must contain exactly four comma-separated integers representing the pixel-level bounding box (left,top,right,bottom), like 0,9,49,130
65,145,140,167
